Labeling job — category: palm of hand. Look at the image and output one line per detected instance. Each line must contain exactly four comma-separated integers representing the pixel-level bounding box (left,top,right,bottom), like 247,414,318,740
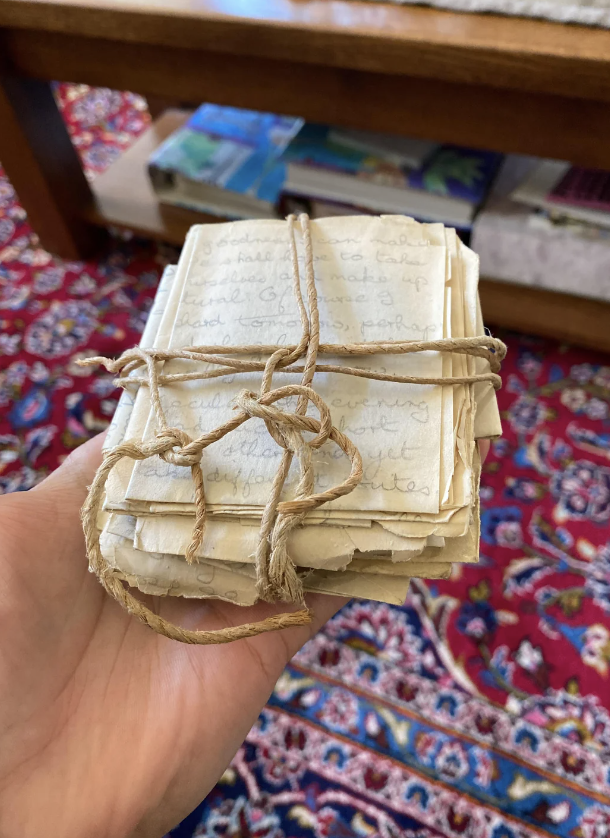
0,435,342,838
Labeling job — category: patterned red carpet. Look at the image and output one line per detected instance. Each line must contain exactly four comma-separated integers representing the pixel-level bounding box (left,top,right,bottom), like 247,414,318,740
1,86,610,838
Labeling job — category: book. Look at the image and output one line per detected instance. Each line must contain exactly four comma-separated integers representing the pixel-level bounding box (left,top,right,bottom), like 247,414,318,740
279,193,473,240
147,104,304,219
283,124,502,227
549,166,610,212
511,160,610,230
327,127,438,169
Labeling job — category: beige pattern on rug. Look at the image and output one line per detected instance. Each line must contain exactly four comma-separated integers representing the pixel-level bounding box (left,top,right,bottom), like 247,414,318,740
367,0,610,27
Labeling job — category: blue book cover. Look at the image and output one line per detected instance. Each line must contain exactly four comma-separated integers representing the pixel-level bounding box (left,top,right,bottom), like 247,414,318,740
409,144,502,204
149,105,304,205
284,124,501,205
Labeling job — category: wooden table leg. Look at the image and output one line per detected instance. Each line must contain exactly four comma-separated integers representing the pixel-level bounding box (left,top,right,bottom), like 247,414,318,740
0,74,107,259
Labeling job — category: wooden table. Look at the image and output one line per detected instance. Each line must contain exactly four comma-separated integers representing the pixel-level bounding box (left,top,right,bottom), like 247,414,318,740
2,0,610,348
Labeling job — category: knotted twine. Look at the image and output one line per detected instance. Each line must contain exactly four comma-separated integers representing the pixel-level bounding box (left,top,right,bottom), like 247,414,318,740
80,215,506,645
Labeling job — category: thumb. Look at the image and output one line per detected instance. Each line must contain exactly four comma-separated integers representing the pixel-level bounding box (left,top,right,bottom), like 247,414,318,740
32,432,106,509
19,433,108,555
0,433,107,586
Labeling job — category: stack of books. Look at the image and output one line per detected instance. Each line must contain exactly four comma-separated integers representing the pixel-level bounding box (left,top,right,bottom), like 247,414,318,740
471,157,610,301
148,104,502,233
511,160,610,230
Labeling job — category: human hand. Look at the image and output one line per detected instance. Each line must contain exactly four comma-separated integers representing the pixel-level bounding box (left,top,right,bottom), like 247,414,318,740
0,435,490,838
0,433,345,837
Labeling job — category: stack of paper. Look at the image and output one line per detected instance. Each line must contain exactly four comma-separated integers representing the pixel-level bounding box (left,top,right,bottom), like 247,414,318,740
97,214,501,608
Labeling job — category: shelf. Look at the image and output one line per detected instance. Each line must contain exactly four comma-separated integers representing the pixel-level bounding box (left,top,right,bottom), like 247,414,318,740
3,0,610,105
87,110,610,352
479,279,610,353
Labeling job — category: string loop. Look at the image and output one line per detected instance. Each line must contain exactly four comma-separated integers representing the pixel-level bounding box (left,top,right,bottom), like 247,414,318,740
157,427,201,468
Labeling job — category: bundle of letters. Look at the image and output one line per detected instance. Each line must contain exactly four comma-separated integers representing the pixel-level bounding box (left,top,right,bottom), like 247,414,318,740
85,213,504,640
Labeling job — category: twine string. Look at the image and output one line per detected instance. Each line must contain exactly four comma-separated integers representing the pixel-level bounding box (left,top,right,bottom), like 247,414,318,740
80,214,506,645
